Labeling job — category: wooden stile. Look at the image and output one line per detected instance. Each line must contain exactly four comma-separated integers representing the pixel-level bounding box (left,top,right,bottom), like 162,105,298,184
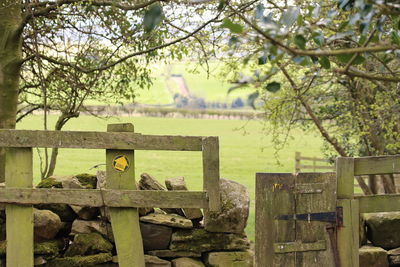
202,136,220,211
5,148,34,267
106,123,145,267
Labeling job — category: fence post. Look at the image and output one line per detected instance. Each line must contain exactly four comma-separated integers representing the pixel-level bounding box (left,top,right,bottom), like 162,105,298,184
106,123,145,267
336,157,359,267
202,136,220,211
6,148,34,267
295,152,301,173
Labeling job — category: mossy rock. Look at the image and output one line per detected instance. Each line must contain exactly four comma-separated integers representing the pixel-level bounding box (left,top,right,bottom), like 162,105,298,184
35,204,77,222
75,174,97,189
36,178,62,189
44,253,112,267
65,233,113,257
0,239,66,258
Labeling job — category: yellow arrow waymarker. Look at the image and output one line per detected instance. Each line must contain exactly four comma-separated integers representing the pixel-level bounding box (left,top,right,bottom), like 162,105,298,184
112,155,130,172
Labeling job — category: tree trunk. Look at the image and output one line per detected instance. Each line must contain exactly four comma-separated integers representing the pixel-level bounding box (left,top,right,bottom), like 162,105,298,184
0,0,23,182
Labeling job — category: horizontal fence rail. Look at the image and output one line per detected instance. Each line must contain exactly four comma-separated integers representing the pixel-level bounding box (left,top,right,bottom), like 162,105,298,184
0,129,204,151
354,155,400,175
0,188,208,208
295,152,335,173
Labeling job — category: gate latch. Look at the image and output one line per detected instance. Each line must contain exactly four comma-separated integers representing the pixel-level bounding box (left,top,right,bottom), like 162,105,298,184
276,206,343,227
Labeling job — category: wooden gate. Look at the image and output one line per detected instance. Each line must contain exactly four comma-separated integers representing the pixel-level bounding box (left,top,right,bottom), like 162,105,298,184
255,172,339,267
0,123,220,267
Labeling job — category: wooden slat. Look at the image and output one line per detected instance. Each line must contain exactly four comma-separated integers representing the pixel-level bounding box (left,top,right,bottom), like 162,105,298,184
273,240,326,253
336,157,355,199
6,148,34,267
0,129,203,151
298,156,331,163
354,155,400,175
0,188,208,208
356,194,400,213
337,199,359,267
299,165,335,170
255,173,295,267
202,136,220,211
106,123,144,267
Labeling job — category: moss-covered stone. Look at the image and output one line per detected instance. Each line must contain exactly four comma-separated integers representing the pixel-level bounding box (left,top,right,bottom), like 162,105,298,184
74,174,97,189
359,245,388,267
44,253,112,267
170,229,250,252
0,241,5,256
65,233,113,257
365,212,400,249
171,257,205,267
34,240,61,256
203,251,254,267
36,178,62,189
35,204,77,222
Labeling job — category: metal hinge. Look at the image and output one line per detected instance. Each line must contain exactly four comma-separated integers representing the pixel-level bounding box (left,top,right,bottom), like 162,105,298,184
276,206,343,227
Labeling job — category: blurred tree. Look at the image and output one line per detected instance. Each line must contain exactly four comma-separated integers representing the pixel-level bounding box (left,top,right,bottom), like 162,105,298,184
0,0,229,180
223,0,400,194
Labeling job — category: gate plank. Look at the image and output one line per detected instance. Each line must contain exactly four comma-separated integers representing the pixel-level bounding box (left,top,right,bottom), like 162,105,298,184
106,124,145,267
6,148,33,267
295,173,336,267
255,173,295,267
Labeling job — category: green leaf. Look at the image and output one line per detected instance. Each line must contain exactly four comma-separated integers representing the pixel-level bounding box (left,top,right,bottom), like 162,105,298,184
391,31,400,46
319,56,331,69
217,0,225,11
258,55,267,65
143,4,163,32
221,18,244,34
265,82,281,93
247,91,260,109
336,54,365,64
312,32,324,46
281,7,300,28
294,35,307,49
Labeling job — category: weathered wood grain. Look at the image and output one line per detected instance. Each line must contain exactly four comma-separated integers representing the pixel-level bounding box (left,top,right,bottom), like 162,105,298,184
356,194,400,213
0,188,208,208
255,173,295,267
295,173,336,267
0,129,203,151
202,136,220,212
5,148,34,267
336,157,355,199
337,199,359,267
106,123,144,267
354,155,400,175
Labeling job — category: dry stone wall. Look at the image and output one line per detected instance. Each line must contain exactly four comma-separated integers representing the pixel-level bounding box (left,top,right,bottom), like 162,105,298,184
0,172,253,267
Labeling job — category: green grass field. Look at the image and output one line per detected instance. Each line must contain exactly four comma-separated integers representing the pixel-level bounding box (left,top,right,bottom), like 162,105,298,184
17,115,326,241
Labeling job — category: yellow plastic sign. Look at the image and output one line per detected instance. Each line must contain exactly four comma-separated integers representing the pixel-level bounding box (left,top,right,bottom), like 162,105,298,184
112,155,130,172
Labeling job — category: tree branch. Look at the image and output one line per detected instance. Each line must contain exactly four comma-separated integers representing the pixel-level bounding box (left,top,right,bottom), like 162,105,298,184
335,67,400,83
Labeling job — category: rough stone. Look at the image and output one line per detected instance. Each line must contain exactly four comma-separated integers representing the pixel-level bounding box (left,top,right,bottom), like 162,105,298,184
170,229,250,252
70,219,114,242
204,179,249,234
139,173,184,216
34,256,47,266
388,247,400,265
0,217,5,241
140,213,193,229
35,203,77,222
61,177,86,189
36,178,63,189
171,257,205,267
74,173,97,189
70,205,100,220
359,245,388,267
34,239,65,256
147,250,201,258
145,255,171,267
140,222,172,251
203,251,254,267
34,209,62,241
65,233,113,257
44,253,112,267
165,177,203,223
360,214,367,247
365,212,400,249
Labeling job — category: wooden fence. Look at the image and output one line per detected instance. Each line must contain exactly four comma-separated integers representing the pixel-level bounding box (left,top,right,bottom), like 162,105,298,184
337,155,400,267
295,152,335,173
0,123,221,267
